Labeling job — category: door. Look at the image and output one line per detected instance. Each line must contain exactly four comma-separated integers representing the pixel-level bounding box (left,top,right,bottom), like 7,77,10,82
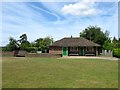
80,47,84,56
62,47,68,56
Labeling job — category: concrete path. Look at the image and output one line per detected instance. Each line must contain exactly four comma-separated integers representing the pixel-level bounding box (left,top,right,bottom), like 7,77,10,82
61,56,119,60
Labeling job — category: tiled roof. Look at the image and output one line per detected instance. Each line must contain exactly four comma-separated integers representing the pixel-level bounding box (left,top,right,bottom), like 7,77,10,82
50,37,100,47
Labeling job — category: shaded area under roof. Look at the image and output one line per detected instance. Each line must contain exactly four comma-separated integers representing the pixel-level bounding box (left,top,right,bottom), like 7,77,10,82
50,37,100,47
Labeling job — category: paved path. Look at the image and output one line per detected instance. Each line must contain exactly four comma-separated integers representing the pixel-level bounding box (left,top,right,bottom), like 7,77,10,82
61,56,119,60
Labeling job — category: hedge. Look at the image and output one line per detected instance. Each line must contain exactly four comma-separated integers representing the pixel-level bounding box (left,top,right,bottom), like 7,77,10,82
113,48,120,58
25,47,37,53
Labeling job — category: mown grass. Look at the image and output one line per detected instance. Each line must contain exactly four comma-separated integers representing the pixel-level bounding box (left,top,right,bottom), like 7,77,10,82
2,57,118,88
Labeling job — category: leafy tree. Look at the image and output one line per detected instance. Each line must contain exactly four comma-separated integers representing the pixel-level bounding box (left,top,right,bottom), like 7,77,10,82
3,34,54,52
18,34,27,43
35,38,44,51
112,37,120,48
5,37,18,51
113,48,120,58
20,41,31,50
18,34,31,50
112,37,120,57
112,37,118,48
35,36,53,51
43,36,53,49
80,26,110,46
103,39,113,50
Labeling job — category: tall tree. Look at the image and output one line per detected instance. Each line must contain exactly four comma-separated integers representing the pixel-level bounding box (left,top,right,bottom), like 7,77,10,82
19,34,27,43
18,34,30,50
80,26,110,46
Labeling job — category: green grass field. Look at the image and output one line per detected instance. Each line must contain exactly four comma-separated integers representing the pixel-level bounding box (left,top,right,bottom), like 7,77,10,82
2,57,118,88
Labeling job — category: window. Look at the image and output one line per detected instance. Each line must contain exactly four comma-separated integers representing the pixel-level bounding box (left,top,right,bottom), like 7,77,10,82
70,47,78,51
86,47,94,52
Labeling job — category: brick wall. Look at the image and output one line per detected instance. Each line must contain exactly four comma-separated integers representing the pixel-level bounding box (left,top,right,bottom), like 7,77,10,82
1,51,61,58
1,51,14,57
26,53,61,58
49,46,62,54
49,50,62,54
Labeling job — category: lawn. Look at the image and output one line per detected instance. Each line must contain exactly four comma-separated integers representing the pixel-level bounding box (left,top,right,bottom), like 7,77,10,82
2,57,118,88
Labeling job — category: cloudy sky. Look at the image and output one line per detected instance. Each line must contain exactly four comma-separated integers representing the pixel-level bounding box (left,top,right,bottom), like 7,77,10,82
1,0,118,46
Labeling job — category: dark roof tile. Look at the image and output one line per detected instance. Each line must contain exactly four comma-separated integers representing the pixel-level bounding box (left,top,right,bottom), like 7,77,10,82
50,37,100,47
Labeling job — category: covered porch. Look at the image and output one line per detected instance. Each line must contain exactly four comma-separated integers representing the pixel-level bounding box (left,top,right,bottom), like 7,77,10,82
62,46,99,56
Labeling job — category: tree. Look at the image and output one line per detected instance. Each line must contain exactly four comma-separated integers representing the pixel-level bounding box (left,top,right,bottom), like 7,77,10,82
20,41,31,50
103,39,113,50
43,36,53,49
80,26,110,46
17,34,31,50
112,37,118,48
5,37,18,51
35,36,53,51
35,38,44,51
3,34,54,52
19,34,27,43
112,37,120,48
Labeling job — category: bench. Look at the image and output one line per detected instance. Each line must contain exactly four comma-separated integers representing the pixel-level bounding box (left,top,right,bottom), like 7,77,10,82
85,51,96,56
85,53,95,56
69,53,79,56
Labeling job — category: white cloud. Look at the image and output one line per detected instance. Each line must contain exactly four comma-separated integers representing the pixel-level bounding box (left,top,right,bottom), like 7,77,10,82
61,0,101,16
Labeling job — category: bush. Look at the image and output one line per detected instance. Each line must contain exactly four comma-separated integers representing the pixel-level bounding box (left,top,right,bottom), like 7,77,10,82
2,47,11,51
113,48,120,58
25,47,37,53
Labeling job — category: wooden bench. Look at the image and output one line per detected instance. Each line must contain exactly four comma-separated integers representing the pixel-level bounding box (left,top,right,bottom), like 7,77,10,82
69,53,79,56
85,51,96,56
85,54,95,56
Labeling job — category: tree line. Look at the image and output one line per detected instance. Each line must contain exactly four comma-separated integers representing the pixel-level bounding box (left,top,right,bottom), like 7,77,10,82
2,34,53,53
79,26,120,50
79,26,120,57
2,25,120,57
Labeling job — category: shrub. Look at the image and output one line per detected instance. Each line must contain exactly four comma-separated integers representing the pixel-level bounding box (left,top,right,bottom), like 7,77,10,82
25,47,37,53
2,47,11,51
113,48,120,58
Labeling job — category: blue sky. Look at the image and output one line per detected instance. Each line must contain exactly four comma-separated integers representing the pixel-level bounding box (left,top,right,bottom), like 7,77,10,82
1,1,118,46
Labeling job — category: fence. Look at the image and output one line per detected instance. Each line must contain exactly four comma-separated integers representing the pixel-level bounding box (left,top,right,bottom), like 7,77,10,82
101,50,113,57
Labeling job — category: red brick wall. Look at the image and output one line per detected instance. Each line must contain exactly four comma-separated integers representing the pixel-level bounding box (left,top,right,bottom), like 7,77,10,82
49,50,62,54
1,51,14,57
1,51,62,58
49,46,62,54
26,53,61,58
